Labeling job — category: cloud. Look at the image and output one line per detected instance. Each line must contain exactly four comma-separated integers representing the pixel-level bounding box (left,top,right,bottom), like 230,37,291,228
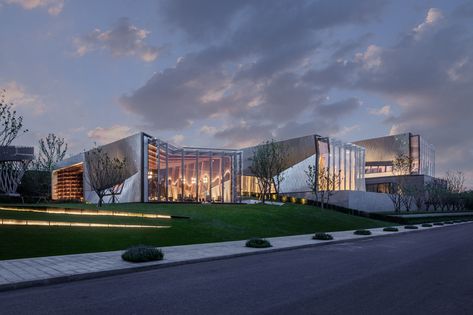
87,125,135,145
121,0,387,143
318,97,362,117
1,81,46,115
4,0,63,15
171,134,184,145
74,17,159,62
308,6,473,184
453,1,473,18
200,125,217,135
369,105,391,116
412,8,443,37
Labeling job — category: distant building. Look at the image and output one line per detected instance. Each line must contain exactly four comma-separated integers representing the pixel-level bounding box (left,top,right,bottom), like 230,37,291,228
353,133,435,193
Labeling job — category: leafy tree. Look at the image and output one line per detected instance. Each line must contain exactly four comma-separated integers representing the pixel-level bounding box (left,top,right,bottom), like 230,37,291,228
35,133,68,171
84,147,129,207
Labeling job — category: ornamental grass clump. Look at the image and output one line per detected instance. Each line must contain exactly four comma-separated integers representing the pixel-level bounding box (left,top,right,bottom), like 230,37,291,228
121,245,164,263
246,238,272,248
354,229,371,235
404,225,419,230
312,232,333,241
383,227,399,232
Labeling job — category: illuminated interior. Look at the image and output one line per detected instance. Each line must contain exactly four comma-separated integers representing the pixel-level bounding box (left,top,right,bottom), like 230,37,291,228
52,163,84,201
147,140,242,202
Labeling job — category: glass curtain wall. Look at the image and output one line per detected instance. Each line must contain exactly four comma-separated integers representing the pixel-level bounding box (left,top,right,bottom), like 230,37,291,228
318,137,365,191
147,138,242,202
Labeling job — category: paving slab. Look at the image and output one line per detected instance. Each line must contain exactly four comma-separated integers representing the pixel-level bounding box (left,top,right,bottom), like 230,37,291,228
0,221,470,292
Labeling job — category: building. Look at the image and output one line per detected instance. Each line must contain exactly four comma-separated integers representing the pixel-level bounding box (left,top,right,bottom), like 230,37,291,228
241,135,365,196
0,146,34,195
52,133,242,203
52,133,365,203
353,133,435,193
52,131,435,211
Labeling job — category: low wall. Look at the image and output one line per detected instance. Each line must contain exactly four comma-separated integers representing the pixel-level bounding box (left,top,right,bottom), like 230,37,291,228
329,191,395,213
289,190,395,213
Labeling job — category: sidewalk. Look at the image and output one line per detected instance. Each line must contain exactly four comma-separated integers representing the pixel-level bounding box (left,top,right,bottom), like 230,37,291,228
0,222,470,292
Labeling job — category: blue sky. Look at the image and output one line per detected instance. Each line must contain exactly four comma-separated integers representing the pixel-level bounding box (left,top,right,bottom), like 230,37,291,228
1,0,473,185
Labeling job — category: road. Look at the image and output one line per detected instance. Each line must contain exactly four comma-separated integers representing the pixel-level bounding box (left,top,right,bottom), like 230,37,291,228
1,224,472,315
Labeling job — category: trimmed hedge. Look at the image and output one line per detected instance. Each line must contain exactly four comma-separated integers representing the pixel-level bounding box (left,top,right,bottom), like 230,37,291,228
246,238,272,248
404,225,419,230
444,221,454,224
354,229,371,235
312,232,333,241
121,245,164,263
383,227,399,232
421,223,433,227
433,222,444,226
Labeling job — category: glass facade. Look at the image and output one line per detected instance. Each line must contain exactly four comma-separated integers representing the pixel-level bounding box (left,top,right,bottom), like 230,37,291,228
354,133,435,178
318,138,366,191
146,138,242,203
241,135,366,195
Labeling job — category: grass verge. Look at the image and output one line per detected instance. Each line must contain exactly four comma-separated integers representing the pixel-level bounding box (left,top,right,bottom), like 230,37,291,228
0,202,391,260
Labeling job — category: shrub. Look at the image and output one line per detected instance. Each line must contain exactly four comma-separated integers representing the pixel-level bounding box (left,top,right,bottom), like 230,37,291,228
444,221,454,224
404,225,419,230
421,223,433,227
246,238,272,248
312,232,333,240
383,227,399,232
121,245,164,263
433,222,444,226
453,220,462,223
354,229,371,235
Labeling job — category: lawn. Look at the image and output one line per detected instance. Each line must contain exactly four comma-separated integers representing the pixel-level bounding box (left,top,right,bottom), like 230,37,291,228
0,202,392,260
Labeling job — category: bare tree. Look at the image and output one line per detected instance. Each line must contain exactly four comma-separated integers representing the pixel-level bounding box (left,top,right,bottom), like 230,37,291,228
411,185,425,211
0,90,28,146
305,165,341,209
34,133,68,171
249,139,287,204
85,147,129,207
0,90,31,195
400,185,415,212
425,179,445,211
270,141,288,199
387,153,414,212
444,171,466,211
387,182,403,212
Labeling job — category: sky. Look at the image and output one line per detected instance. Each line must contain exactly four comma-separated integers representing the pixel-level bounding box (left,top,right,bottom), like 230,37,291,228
1,0,473,186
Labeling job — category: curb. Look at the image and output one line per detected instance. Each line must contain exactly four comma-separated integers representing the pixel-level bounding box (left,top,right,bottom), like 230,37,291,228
0,221,471,292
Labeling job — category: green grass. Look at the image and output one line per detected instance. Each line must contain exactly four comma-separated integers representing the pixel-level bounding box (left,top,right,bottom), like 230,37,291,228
0,203,391,260
402,216,473,225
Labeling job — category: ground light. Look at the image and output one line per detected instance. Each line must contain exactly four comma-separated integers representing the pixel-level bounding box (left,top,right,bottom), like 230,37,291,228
0,206,172,219
0,218,169,229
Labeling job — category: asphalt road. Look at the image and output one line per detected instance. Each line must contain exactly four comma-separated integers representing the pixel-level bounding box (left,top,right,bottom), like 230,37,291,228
1,224,472,315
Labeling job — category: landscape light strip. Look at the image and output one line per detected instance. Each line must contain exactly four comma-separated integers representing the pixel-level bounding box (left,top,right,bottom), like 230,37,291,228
0,206,171,219
0,218,170,229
